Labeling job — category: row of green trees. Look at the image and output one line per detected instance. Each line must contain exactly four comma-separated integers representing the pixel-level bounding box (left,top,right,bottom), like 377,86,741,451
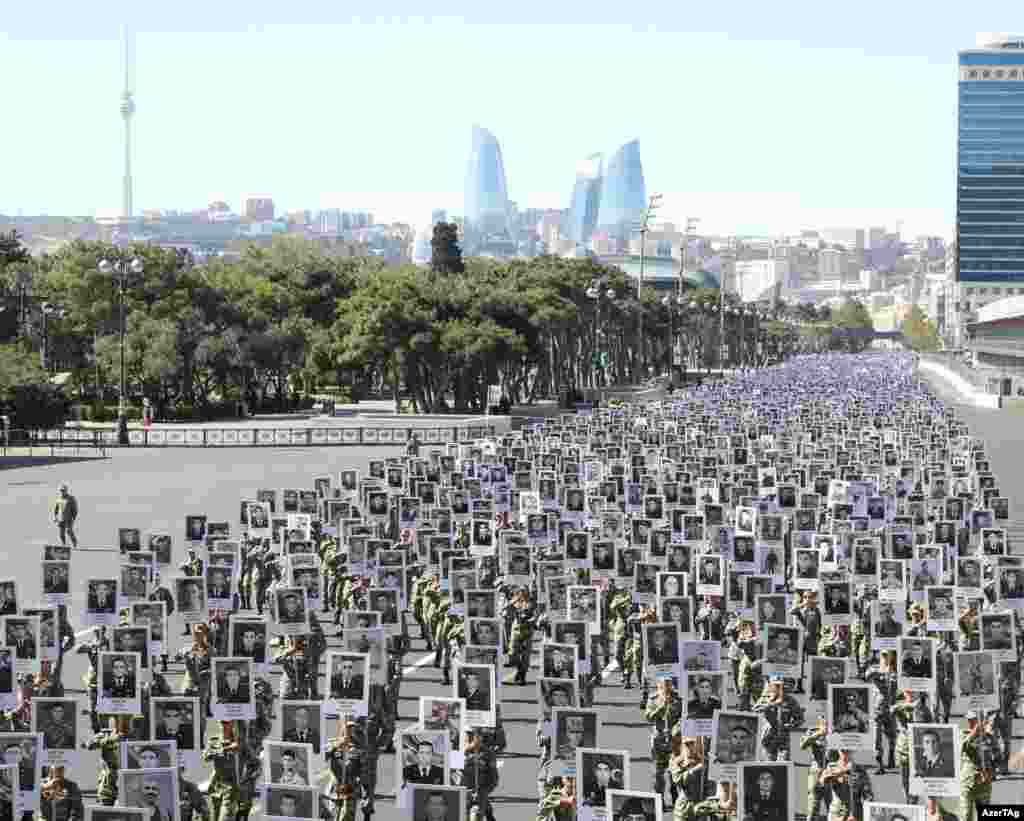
0,227,882,424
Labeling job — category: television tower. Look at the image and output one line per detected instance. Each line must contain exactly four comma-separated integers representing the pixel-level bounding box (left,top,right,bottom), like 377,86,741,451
120,24,136,219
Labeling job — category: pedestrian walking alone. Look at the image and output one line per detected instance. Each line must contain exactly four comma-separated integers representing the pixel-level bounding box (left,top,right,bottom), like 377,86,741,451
52,482,78,548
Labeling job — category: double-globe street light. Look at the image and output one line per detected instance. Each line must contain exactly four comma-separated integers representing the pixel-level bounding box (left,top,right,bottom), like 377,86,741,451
586,279,617,390
40,302,69,374
98,255,144,444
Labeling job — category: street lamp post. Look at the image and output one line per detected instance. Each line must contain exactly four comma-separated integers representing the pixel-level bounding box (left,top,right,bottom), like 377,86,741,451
586,280,617,392
635,193,662,384
40,302,68,373
98,255,144,444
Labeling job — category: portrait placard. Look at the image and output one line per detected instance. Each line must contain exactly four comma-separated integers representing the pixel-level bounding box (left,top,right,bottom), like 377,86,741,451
406,784,465,821
263,740,315,786
41,561,69,605
606,791,662,821
897,638,936,692
454,663,496,728
395,730,450,807
550,708,600,778
118,767,180,821
84,578,119,626
30,698,78,766
710,711,760,781
737,763,794,821
210,657,255,721
151,697,199,766
681,671,725,737
908,724,960,797
97,651,141,715
827,684,872,750
327,652,370,717
576,747,630,821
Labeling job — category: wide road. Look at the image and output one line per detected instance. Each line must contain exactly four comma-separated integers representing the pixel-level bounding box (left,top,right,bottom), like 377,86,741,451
0,415,1022,819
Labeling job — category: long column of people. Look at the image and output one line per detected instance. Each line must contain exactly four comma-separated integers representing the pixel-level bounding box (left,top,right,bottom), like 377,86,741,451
7,352,1019,821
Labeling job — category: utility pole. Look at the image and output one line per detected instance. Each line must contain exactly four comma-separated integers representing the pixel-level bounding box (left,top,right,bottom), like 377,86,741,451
636,193,662,384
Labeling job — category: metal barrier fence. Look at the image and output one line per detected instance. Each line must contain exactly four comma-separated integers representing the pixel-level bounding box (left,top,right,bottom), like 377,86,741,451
30,424,497,448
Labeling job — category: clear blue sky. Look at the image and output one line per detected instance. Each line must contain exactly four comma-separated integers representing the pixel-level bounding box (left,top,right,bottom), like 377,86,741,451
2,2,1021,237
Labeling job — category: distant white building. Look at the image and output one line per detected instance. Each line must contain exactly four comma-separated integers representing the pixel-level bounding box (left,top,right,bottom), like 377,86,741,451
735,259,791,302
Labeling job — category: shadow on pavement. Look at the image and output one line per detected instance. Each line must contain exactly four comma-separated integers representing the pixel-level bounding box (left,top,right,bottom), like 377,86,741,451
0,454,110,471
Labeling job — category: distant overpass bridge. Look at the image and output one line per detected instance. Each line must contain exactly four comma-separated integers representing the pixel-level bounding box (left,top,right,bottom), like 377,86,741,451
830,328,907,346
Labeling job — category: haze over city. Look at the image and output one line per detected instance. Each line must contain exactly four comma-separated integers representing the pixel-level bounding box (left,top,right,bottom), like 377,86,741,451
5,1,1023,236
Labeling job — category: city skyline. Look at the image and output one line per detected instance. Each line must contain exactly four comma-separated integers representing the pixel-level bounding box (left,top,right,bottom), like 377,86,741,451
4,5,1024,237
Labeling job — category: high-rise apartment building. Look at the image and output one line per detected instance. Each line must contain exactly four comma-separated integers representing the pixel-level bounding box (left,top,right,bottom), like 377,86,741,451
958,34,1024,286
244,197,274,221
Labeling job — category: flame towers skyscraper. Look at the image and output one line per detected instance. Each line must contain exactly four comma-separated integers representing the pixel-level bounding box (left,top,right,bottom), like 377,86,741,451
120,25,136,219
464,125,510,236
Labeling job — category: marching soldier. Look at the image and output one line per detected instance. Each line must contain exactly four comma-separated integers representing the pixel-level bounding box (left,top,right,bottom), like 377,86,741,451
175,624,212,741
754,677,804,761
669,735,705,821
508,589,538,686
819,748,874,821
326,717,363,821
462,727,499,821
84,717,127,806
959,603,980,651
75,627,109,733
644,677,683,809
935,634,956,724
790,591,821,692
866,649,899,774
38,766,84,821
203,723,242,821
692,782,737,821
892,688,932,804
799,718,831,821
960,710,995,821
536,777,576,821
736,620,765,711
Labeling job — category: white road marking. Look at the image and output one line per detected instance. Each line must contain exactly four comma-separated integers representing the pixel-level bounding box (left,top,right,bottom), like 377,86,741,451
402,652,437,677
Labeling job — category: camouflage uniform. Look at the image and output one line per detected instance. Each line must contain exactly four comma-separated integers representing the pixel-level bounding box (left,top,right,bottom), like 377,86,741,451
85,730,121,806
865,667,899,772
509,600,538,685
179,774,210,821
608,590,633,672
535,780,575,821
799,728,830,821
736,644,764,711
326,735,363,821
644,692,683,805
691,796,735,821
668,759,705,821
892,696,931,803
75,630,109,732
202,737,241,821
935,638,956,724
462,741,500,821
960,730,995,821
754,691,804,760
825,762,874,821
37,777,84,821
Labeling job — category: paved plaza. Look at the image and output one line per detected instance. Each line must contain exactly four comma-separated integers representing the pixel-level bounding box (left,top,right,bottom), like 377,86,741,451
2,383,1024,819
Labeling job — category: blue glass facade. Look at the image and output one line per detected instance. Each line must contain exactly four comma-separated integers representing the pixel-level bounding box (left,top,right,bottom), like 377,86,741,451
958,49,1024,282
465,126,510,235
566,153,603,248
595,139,647,240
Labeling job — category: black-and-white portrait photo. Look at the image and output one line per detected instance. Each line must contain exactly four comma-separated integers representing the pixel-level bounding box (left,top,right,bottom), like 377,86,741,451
909,725,959,794
538,678,578,710
41,562,69,598
828,685,872,748
956,652,995,699
123,741,176,770
809,656,846,701
396,730,449,788
151,698,198,751
3,618,38,664
98,652,140,713
264,741,314,786
407,785,465,821
266,785,318,820
607,791,662,821
118,767,179,821
551,708,600,773
281,702,322,753
113,627,150,669
230,618,268,664
711,711,759,767
30,698,77,753
738,763,793,821
981,613,1015,654
577,748,630,809
762,625,800,674
173,578,205,620
899,638,935,689
327,652,370,707
644,623,680,669
211,657,255,720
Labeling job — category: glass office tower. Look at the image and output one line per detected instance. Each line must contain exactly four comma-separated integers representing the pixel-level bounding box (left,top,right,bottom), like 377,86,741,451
465,125,510,236
958,35,1024,283
566,153,604,250
595,139,647,245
